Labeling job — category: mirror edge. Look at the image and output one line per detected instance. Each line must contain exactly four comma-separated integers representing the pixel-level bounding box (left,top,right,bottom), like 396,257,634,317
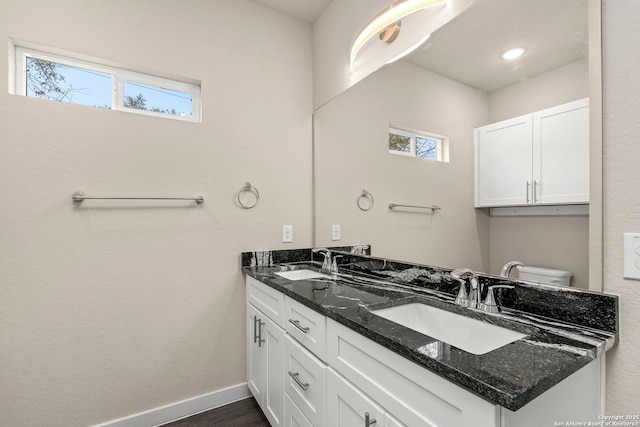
588,0,603,292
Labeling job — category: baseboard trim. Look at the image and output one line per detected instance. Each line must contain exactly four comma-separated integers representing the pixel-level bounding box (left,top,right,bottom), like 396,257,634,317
93,383,251,427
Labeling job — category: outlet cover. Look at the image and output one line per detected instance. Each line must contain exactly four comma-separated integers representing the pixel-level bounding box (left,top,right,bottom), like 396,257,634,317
623,233,640,280
331,224,341,241
283,225,293,243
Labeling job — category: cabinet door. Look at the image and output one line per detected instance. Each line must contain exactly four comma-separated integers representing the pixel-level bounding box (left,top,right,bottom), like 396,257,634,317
247,302,285,427
263,311,285,427
475,114,533,207
247,303,265,403
533,98,589,205
327,368,385,427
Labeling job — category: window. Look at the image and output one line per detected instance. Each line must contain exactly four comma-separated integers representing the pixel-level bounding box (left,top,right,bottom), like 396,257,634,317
14,46,201,122
389,127,447,161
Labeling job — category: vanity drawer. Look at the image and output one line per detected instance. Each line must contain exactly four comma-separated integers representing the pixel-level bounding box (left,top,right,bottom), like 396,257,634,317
285,296,327,361
247,276,285,327
284,393,313,427
285,335,326,427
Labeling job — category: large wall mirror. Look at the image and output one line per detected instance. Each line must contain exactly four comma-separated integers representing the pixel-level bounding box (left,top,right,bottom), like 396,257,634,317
313,0,602,291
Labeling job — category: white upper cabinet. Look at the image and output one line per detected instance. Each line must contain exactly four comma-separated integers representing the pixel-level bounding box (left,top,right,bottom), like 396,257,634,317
475,98,589,207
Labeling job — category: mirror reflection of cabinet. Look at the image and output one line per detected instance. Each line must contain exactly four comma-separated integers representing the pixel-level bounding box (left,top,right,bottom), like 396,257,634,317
475,98,589,208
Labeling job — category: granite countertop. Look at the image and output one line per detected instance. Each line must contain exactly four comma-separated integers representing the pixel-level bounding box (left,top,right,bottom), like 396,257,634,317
241,249,618,412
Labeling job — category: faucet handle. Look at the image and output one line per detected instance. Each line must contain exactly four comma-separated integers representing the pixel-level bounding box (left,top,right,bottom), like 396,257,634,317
479,285,514,313
312,248,332,271
454,279,470,307
331,255,343,274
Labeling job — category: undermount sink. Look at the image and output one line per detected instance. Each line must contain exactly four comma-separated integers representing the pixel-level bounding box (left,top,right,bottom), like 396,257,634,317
274,269,331,281
372,303,527,355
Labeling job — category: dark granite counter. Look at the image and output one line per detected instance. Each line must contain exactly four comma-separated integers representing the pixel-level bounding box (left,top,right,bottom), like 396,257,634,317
241,248,618,412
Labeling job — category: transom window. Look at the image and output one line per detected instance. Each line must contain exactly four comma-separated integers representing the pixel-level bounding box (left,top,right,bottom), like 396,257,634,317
14,46,201,122
389,127,446,161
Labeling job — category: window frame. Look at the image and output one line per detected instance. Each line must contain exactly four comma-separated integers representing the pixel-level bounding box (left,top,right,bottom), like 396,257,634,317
389,127,445,161
14,46,201,122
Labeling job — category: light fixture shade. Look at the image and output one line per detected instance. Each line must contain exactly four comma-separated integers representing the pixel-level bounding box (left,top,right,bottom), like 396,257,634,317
350,0,446,71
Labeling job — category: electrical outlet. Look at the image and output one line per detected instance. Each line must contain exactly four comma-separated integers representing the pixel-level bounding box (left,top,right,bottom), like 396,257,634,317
331,224,341,241
624,233,640,280
282,225,293,243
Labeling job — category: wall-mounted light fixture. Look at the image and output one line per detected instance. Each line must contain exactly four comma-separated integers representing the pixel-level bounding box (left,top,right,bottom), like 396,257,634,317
350,0,446,72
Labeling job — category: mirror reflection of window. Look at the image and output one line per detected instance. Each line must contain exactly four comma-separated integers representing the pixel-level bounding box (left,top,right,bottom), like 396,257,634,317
389,127,444,161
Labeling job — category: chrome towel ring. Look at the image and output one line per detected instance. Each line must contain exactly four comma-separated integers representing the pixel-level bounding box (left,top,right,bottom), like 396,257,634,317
237,182,260,209
357,190,374,211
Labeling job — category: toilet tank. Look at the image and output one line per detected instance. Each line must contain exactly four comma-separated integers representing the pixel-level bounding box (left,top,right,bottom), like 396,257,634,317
517,266,572,287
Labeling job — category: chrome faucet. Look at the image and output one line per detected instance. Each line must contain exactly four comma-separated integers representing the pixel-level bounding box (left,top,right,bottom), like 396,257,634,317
500,261,524,278
312,248,332,272
479,285,514,313
350,245,369,255
450,268,483,309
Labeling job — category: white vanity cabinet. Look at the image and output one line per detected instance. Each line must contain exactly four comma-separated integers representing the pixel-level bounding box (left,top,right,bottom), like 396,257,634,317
246,275,605,427
327,319,498,427
246,276,286,427
475,98,589,207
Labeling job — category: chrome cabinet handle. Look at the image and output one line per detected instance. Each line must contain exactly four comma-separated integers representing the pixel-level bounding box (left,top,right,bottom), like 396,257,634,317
253,316,259,344
289,319,310,334
257,318,265,348
365,412,377,426
533,180,539,203
288,371,309,391
526,181,531,204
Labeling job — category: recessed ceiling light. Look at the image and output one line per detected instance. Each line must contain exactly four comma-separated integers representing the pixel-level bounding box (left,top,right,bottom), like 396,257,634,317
501,47,526,60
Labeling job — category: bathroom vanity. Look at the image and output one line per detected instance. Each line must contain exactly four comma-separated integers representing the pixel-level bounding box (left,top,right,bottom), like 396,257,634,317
242,249,617,427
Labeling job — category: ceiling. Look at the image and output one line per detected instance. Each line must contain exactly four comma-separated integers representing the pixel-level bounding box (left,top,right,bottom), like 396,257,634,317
405,0,589,92
249,0,589,93
249,0,331,23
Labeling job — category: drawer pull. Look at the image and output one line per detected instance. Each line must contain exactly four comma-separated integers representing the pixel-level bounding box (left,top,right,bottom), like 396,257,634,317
365,412,377,426
288,371,310,391
289,319,310,334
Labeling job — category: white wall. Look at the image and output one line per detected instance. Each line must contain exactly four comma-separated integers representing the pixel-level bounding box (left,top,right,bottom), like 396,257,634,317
0,1,313,426
488,58,590,123
314,60,490,270
601,1,640,414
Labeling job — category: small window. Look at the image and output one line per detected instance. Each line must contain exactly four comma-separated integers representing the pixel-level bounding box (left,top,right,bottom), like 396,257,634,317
14,46,201,122
389,127,446,161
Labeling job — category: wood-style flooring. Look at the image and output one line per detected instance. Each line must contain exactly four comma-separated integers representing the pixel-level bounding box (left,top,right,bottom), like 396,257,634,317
161,397,270,427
